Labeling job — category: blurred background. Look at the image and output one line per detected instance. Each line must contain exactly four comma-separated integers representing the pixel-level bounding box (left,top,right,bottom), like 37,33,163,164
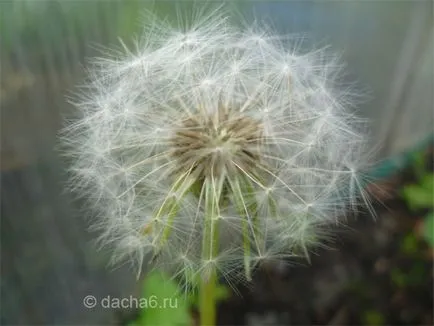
1,1,433,325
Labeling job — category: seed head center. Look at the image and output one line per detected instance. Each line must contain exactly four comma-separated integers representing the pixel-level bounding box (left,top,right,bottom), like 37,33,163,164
170,107,263,179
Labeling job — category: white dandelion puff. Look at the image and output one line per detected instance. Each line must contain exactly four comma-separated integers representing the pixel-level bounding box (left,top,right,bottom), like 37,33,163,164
60,8,373,286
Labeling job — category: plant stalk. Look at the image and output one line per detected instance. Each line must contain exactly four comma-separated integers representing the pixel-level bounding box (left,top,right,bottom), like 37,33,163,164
199,177,221,326
199,268,217,326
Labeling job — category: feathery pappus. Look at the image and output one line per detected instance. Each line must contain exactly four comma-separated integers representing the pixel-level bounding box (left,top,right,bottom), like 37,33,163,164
60,7,374,289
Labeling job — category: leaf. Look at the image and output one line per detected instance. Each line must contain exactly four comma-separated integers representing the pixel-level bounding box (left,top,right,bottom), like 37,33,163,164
402,177,433,210
420,174,434,196
411,151,427,180
132,271,191,326
401,233,419,254
422,212,434,246
187,279,230,307
215,283,230,302
363,310,385,326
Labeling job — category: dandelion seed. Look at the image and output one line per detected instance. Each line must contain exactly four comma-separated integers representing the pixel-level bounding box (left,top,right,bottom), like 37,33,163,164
60,8,373,287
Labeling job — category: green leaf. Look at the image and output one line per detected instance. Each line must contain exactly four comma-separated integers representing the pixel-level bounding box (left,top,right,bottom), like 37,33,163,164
400,233,419,254
391,268,407,288
132,271,191,326
420,174,434,195
215,283,230,302
402,179,433,210
188,282,230,307
412,151,426,179
363,310,385,326
423,212,434,246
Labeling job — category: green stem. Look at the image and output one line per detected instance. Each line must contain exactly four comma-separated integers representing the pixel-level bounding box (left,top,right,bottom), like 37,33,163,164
199,177,221,326
229,176,259,281
154,172,194,249
199,268,217,326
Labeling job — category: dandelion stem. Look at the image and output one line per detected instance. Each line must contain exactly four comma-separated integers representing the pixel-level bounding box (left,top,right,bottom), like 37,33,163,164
229,175,261,281
199,266,217,326
199,177,221,326
155,171,195,249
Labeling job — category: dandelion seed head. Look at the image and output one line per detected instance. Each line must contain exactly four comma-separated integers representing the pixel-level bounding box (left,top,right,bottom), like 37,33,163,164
61,8,374,286
170,106,264,179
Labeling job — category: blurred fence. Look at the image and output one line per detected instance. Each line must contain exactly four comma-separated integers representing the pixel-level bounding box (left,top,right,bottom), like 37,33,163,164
1,1,432,324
